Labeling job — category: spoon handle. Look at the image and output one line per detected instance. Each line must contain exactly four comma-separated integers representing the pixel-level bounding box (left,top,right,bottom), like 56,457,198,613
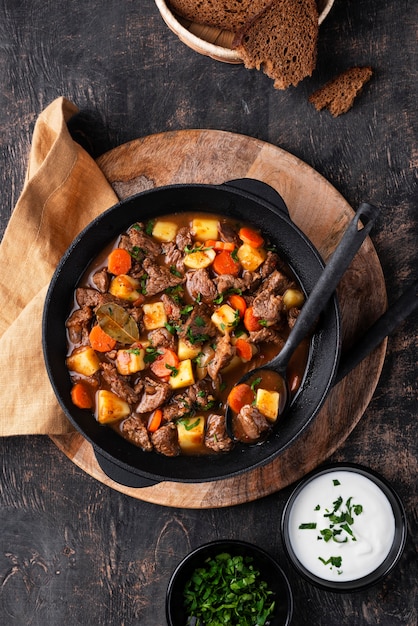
277,202,380,365
334,278,418,384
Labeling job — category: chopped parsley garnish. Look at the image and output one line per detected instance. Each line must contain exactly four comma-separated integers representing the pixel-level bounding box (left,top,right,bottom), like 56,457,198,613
299,523,317,530
145,220,154,235
165,363,179,377
170,265,183,278
180,304,194,316
318,555,342,570
183,553,275,626
143,346,162,363
298,478,364,574
186,327,210,345
250,377,262,391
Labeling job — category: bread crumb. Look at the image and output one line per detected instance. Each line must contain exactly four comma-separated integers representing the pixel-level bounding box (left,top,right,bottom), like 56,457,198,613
309,66,373,116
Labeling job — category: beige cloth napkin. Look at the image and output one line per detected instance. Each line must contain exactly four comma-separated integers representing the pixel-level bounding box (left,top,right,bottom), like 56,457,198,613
0,97,119,435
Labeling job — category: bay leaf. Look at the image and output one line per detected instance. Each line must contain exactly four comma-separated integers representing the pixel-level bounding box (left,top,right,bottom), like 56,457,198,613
95,303,139,345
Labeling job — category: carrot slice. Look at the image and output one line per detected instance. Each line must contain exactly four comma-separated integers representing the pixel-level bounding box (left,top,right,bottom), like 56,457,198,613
71,381,93,409
205,239,236,252
150,348,180,378
147,408,163,432
238,227,264,248
228,294,247,318
212,250,240,276
89,325,117,352
227,383,255,414
243,306,262,332
107,248,132,275
235,338,253,362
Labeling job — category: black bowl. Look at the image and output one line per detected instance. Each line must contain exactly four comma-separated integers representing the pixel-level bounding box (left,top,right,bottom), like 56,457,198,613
281,463,407,592
166,540,293,626
42,179,340,487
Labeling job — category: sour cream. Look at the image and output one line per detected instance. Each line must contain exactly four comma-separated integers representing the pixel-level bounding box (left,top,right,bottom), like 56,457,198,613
286,470,396,582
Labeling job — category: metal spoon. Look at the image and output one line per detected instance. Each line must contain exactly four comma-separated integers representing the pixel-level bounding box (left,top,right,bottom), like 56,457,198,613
226,202,380,442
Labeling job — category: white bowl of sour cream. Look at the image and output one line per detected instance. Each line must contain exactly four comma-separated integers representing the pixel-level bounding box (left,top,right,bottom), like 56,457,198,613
281,464,407,592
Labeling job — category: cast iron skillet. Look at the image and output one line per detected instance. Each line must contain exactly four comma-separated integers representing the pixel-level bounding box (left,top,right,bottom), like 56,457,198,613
43,179,342,487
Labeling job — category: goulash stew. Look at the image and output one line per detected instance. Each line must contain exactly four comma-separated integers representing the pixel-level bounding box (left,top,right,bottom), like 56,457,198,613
65,212,308,456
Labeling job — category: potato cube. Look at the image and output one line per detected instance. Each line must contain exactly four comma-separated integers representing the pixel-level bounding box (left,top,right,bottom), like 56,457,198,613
177,416,205,451
220,355,241,374
109,274,141,302
143,302,167,330
169,358,195,389
255,388,280,421
237,243,266,271
115,347,146,375
183,247,216,269
283,288,305,309
96,390,130,424
66,346,100,376
177,338,201,361
152,220,178,242
191,218,219,241
211,304,238,334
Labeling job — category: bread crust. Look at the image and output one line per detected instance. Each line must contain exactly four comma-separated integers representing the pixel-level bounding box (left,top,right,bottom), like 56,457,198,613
168,0,271,32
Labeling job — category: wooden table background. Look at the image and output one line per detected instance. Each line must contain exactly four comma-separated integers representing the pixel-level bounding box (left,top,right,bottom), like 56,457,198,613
0,1,416,624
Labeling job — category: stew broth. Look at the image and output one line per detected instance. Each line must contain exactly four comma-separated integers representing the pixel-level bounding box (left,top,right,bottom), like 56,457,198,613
65,211,309,456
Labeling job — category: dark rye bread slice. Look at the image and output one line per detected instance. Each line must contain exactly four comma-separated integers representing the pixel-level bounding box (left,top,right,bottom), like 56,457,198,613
309,66,373,116
168,0,271,32
232,0,318,90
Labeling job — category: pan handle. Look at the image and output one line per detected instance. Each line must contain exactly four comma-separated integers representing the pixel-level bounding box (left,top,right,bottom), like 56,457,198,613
335,278,418,384
223,178,289,216
94,451,160,488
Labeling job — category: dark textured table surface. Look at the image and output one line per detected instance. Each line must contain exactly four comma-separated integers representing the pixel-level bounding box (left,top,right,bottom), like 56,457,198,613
0,1,417,624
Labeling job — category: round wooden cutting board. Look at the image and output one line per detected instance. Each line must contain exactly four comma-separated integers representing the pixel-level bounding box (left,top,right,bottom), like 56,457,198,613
50,129,387,508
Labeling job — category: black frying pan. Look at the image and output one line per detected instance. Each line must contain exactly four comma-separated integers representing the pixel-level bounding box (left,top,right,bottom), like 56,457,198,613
42,179,345,486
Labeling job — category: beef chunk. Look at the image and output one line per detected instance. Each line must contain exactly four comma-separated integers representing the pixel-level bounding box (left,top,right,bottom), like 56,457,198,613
162,241,185,274
143,258,184,296
76,287,117,308
66,306,92,344
218,222,240,245
175,226,193,251
235,404,271,442
136,376,172,413
249,328,286,346
186,268,217,302
75,287,101,308
100,362,139,404
287,306,300,329
162,381,217,422
126,223,161,258
162,392,192,422
257,270,293,296
252,293,283,322
207,334,235,380
179,304,217,346
151,422,180,457
148,327,176,350
214,274,245,294
242,271,262,292
205,414,234,452
188,381,217,410
260,251,279,279
92,268,110,293
161,292,183,321
121,415,153,451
